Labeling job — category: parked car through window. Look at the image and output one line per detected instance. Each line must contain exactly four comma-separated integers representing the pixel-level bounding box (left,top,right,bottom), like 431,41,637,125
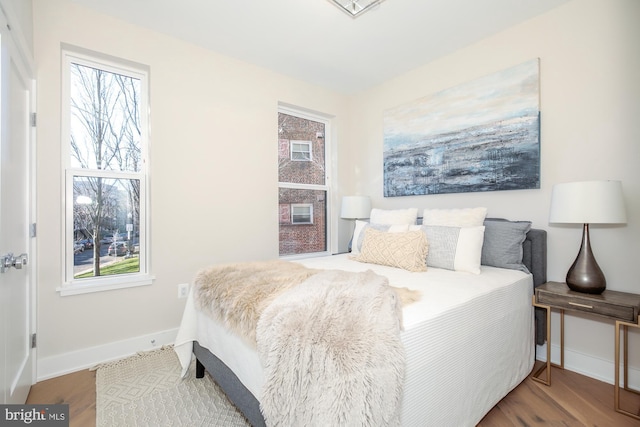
108,241,128,257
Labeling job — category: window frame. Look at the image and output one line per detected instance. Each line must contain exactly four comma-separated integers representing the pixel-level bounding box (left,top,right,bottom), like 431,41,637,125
278,104,334,258
59,46,153,295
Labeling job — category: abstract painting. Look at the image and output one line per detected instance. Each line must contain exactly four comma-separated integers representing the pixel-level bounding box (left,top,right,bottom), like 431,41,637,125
383,59,540,197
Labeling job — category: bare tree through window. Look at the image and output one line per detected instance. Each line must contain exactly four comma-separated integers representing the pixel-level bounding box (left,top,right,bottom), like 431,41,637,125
65,52,148,284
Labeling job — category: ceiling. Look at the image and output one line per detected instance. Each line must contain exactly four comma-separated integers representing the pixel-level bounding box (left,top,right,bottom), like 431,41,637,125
70,0,569,94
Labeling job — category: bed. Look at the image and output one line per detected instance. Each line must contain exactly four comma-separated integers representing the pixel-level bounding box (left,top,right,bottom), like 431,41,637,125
174,212,547,427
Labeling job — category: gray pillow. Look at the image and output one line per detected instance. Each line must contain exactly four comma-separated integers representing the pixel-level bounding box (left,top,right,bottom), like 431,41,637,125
422,225,460,271
420,225,485,274
481,219,532,273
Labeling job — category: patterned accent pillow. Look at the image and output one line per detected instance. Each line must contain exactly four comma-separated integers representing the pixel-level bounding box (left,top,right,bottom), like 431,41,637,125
353,228,428,272
351,221,409,255
419,225,485,274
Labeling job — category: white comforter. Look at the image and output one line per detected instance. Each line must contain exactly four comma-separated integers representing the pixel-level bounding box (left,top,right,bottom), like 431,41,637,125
174,254,534,426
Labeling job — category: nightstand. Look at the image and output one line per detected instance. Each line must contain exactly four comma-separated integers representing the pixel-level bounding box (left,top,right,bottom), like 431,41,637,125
532,281,640,420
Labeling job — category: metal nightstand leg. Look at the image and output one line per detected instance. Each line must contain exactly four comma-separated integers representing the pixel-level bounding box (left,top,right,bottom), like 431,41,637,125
532,297,565,386
615,316,640,420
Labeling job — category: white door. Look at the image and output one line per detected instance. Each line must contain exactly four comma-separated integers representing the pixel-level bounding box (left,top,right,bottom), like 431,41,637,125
0,19,35,404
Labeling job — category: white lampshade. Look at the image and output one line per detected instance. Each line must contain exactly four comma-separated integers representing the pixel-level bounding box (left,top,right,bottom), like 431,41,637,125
340,196,371,219
549,180,626,224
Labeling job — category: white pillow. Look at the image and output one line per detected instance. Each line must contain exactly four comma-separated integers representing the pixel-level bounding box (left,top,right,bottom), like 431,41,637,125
370,208,418,226
421,207,487,227
351,220,409,255
417,225,485,274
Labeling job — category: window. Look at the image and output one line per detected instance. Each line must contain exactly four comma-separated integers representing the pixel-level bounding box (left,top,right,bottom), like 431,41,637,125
60,46,152,295
290,141,312,161
291,204,313,224
278,107,331,256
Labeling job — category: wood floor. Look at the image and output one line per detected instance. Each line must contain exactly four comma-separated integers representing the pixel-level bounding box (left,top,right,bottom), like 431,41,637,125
26,368,96,427
26,362,640,426
479,362,640,426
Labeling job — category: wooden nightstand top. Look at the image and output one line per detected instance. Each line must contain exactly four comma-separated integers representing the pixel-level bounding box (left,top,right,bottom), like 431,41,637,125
535,282,640,324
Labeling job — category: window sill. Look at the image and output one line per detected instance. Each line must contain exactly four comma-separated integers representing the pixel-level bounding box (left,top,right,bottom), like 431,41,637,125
57,274,155,296
279,251,332,260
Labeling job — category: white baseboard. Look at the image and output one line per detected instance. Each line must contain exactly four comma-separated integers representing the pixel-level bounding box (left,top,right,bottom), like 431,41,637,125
536,343,640,389
36,328,178,381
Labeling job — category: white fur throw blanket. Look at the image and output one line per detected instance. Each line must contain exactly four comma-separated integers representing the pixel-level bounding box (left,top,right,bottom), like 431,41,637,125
257,269,405,426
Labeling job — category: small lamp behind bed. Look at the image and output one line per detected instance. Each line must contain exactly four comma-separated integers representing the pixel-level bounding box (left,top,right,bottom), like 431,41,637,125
341,196,371,251
340,196,371,221
549,180,626,294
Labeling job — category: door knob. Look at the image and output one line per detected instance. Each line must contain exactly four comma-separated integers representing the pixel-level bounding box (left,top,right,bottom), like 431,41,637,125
0,252,29,273
14,253,28,269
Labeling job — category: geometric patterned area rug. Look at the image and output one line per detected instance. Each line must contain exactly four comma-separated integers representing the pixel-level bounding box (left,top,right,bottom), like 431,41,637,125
94,346,250,427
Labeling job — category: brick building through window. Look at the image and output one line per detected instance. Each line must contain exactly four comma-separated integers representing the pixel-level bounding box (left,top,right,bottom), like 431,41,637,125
278,111,328,255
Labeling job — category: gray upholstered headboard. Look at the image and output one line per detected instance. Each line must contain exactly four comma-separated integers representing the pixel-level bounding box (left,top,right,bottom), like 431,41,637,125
522,227,548,345
522,228,547,288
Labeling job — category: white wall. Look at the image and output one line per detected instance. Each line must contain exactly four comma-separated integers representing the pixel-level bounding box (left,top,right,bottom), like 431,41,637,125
348,0,640,384
32,0,350,378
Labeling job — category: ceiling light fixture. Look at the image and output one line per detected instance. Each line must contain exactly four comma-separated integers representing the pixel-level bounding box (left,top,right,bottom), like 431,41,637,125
329,0,385,17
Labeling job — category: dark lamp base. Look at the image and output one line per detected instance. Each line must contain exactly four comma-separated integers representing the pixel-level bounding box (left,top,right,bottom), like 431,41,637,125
566,275,606,294
566,224,606,294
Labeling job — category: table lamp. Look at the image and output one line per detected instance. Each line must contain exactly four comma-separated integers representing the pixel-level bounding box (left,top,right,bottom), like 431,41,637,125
341,196,371,252
340,196,371,220
549,180,626,294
